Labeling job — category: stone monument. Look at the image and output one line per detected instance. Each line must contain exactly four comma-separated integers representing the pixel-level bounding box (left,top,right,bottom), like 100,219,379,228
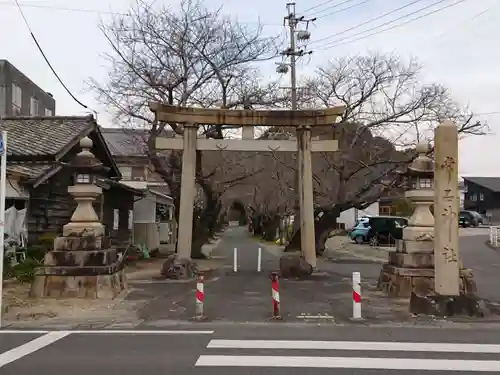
378,122,484,317
409,121,485,316
31,137,127,299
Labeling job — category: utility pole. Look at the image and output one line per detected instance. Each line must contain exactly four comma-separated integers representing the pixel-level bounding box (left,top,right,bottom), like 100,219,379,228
276,2,315,110
288,3,298,111
276,3,316,259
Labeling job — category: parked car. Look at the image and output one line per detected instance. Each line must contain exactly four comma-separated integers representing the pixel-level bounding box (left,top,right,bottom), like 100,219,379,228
459,210,482,227
348,217,371,244
366,216,408,247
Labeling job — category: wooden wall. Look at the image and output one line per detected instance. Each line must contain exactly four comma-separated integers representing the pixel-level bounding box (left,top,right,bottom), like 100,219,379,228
27,168,75,241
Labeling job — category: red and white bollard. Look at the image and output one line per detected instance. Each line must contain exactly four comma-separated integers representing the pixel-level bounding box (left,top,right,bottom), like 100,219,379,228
271,272,281,319
196,274,204,318
352,271,362,319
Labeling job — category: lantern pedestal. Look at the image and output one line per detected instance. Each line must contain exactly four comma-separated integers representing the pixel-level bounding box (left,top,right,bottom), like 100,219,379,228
31,235,127,299
30,136,127,299
63,185,104,237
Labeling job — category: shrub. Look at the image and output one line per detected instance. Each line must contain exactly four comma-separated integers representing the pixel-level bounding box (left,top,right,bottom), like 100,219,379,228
12,258,41,283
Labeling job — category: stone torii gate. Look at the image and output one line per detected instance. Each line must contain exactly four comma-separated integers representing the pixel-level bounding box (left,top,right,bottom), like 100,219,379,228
150,103,345,268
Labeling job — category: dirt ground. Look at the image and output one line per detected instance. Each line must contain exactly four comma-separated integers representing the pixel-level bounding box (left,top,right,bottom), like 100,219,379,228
1,238,225,327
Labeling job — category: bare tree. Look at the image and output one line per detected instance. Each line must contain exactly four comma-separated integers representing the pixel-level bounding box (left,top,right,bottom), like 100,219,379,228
91,0,282,257
282,53,486,254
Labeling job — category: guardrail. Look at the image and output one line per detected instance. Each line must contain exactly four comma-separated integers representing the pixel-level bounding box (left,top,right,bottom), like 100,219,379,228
489,226,500,247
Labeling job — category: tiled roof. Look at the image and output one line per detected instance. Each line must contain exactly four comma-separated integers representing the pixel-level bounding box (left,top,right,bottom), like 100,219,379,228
101,127,175,157
0,116,94,157
463,177,500,193
101,128,149,157
7,164,54,179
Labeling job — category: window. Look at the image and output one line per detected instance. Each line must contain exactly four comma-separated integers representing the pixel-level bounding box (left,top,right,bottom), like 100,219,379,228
44,108,53,116
471,194,477,202
0,85,5,115
30,97,38,116
12,83,22,109
11,104,21,116
132,166,145,181
480,192,484,201
76,174,91,184
119,166,132,179
379,206,391,215
419,178,432,189
464,184,468,193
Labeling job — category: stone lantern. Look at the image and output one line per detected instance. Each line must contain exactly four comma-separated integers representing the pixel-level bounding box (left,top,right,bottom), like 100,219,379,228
402,142,435,233
63,136,109,237
377,142,437,297
31,136,127,299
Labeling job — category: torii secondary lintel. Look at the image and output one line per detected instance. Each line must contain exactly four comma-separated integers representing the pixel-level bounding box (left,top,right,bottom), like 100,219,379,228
151,102,346,269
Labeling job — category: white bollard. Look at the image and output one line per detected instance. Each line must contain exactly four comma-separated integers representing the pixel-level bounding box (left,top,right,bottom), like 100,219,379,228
257,247,262,272
352,271,362,319
233,247,238,272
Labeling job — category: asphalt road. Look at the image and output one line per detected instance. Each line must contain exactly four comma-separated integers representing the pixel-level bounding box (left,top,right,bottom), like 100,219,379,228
2,325,500,374
459,232,500,303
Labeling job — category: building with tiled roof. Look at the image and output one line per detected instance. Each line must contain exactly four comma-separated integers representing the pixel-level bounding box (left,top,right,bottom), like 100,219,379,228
0,115,142,244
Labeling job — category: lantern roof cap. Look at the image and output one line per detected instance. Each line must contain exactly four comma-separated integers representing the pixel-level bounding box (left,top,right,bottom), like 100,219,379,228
406,142,434,175
66,136,106,174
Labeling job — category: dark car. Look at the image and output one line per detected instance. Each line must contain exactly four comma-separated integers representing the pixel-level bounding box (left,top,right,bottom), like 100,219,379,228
459,210,482,227
366,216,408,247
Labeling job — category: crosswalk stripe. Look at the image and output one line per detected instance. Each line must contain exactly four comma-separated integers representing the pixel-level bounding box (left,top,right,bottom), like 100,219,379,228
195,355,500,371
207,339,500,353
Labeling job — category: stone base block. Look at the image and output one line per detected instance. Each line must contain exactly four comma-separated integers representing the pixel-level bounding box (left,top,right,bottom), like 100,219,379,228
279,253,313,279
378,264,477,297
30,269,127,299
403,227,434,242
410,293,488,317
396,239,434,253
44,249,118,268
63,222,104,237
388,252,434,268
54,235,109,251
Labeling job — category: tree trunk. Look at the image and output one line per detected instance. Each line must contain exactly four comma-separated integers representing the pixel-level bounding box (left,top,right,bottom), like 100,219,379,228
283,209,341,255
262,215,280,242
190,193,221,259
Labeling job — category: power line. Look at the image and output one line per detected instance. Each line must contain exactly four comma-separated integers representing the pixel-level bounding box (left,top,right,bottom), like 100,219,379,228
300,0,340,14
1,1,125,15
304,0,358,17
12,0,91,111
315,0,451,49
475,111,500,116
310,0,426,45
0,1,282,26
316,0,467,50
315,0,374,19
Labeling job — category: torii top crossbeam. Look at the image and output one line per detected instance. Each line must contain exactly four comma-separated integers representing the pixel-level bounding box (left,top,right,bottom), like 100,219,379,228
149,102,346,127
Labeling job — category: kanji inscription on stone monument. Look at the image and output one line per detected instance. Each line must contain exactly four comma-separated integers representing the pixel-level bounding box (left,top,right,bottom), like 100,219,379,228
434,120,460,296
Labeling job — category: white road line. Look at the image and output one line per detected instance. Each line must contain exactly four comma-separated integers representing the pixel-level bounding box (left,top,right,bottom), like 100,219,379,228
69,330,215,335
0,331,70,368
207,339,500,353
195,355,500,371
1,330,214,335
0,330,49,334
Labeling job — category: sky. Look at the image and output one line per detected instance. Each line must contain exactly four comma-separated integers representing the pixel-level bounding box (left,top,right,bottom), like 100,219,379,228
1,0,499,177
